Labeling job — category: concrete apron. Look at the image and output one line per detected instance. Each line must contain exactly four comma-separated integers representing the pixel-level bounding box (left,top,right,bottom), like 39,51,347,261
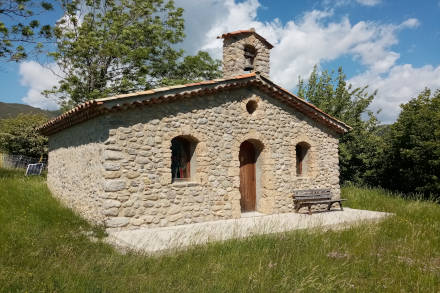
105,208,392,254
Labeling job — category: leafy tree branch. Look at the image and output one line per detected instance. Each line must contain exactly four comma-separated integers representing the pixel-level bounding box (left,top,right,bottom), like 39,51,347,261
43,0,221,109
0,0,55,62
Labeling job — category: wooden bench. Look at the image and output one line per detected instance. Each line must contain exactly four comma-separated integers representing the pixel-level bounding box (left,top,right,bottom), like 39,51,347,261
293,189,347,215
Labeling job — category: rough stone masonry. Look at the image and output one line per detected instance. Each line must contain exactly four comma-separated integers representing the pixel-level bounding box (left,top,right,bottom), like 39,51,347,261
42,29,350,231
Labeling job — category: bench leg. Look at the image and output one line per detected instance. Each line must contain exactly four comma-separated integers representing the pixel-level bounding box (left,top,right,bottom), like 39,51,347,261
339,201,344,211
327,202,333,211
308,205,312,215
294,203,302,213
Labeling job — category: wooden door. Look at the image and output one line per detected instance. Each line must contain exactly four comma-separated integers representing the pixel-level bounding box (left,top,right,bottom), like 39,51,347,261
239,141,256,212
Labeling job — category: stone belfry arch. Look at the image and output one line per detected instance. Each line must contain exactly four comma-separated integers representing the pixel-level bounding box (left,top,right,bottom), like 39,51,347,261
218,28,273,78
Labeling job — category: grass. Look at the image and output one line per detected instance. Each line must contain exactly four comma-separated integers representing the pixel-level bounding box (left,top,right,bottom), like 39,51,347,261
0,168,439,292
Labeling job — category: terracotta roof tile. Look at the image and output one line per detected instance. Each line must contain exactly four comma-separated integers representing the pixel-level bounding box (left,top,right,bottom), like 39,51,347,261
96,73,256,103
38,73,350,136
258,75,352,131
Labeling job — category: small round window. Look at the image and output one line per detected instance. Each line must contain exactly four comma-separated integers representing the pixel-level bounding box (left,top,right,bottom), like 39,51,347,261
246,100,258,114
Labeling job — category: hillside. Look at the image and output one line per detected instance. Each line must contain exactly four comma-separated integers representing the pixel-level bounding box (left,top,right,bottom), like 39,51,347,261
0,168,439,292
0,102,60,119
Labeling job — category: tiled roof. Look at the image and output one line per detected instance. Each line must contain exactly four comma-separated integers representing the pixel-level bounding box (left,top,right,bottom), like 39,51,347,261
38,73,351,136
96,73,256,103
217,29,274,49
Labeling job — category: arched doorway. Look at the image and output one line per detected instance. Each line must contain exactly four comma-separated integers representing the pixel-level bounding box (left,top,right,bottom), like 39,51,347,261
239,141,257,212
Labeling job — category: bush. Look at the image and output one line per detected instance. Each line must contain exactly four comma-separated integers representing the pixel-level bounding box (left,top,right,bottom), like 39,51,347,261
0,113,48,157
380,89,440,198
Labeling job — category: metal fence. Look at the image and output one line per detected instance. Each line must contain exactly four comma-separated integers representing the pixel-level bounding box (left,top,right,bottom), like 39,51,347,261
0,153,47,170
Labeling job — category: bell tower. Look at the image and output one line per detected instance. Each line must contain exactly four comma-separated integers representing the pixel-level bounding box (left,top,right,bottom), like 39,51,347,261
218,28,273,78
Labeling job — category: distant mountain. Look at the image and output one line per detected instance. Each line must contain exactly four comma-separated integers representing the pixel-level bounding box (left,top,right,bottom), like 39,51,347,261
0,102,60,119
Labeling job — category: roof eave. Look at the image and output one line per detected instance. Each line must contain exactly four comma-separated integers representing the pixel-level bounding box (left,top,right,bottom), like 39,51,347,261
217,30,274,49
38,72,351,136
37,74,258,136
257,75,352,134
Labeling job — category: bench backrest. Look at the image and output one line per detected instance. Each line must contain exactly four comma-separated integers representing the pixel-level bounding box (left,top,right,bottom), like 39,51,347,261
293,189,332,200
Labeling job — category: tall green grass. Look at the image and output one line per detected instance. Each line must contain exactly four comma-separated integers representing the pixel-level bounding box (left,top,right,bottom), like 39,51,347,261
0,168,439,292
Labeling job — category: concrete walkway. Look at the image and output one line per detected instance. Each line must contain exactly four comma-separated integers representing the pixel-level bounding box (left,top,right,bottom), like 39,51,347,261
106,208,391,254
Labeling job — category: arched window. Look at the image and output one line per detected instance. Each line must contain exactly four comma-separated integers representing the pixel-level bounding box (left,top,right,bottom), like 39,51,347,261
296,142,310,176
171,136,196,181
244,45,257,72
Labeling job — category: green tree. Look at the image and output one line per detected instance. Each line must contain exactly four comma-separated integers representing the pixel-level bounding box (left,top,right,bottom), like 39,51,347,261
297,65,383,184
0,0,54,62
161,51,222,86
44,0,221,109
381,89,440,197
0,113,48,157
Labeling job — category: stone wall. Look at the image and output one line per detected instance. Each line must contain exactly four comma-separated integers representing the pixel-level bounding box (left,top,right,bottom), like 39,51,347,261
47,116,108,224
222,33,271,78
96,88,341,230
48,87,341,230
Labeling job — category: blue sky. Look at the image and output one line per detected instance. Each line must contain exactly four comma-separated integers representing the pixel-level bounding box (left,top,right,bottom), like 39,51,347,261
1,0,439,123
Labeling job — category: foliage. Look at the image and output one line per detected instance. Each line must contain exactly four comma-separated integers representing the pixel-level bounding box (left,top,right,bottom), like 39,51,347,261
44,0,221,109
297,65,383,184
0,0,54,62
161,51,222,86
1,170,439,291
0,113,48,157
380,89,440,197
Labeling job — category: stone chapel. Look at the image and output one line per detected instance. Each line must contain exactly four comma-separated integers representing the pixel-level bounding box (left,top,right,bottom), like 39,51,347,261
39,29,350,229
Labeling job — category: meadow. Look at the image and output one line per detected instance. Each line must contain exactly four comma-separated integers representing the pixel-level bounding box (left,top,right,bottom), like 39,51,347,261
0,168,439,292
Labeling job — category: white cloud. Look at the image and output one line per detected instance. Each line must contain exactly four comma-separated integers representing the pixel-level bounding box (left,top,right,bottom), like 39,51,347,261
176,0,432,123
19,61,61,110
271,14,414,83
178,0,420,83
350,64,440,123
355,0,381,6
18,0,433,123
176,0,280,58
398,18,420,29
18,7,89,110
323,0,381,7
